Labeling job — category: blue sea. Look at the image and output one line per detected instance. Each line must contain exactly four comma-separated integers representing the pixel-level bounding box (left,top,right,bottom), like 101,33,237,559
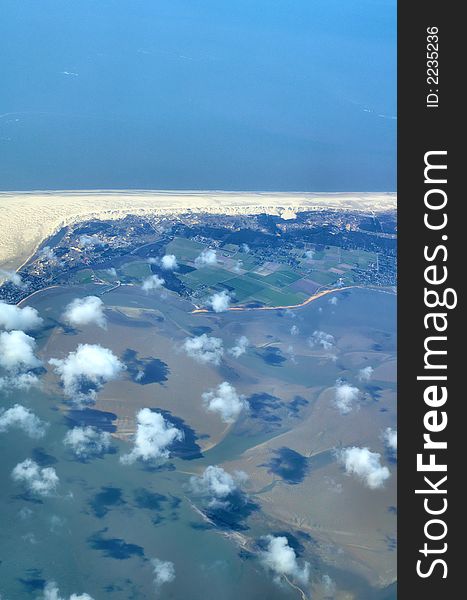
0,0,396,191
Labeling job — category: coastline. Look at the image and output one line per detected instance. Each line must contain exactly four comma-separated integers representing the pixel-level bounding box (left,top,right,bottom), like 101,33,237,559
0,190,396,272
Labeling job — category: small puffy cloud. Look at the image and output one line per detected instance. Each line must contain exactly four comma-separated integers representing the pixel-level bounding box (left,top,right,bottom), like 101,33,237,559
358,366,374,382
383,427,397,455
49,344,125,405
120,408,183,465
106,267,117,277
260,535,310,585
195,249,217,267
63,296,107,329
161,254,178,271
0,269,24,288
329,296,338,306
64,426,111,459
241,244,250,253
0,372,41,392
152,558,175,592
305,250,314,260
42,581,94,600
290,325,299,336
190,465,246,507
0,301,43,331
0,330,42,373
0,404,47,438
182,334,224,365
207,290,231,313
142,274,165,292
228,336,249,358
308,330,335,351
202,381,248,423
79,234,102,248
39,246,61,266
337,446,390,489
233,260,243,274
11,458,59,496
333,380,359,414
322,574,336,595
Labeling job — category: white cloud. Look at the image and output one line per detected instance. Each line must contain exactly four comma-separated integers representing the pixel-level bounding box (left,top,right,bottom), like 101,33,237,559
195,249,217,267
39,246,61,266
202,381,248,423
241,244,250,253
228,336,249,358
11,459,59,496
161,254,178,271
383,427,397,455
0,330,42,373
190,465,247,508
308,330,335,351
233,260,243,274
322,574,336,595
333,380,359,414
152,558,176,591
290,325,299,336
305,250,314,260
337,446,390,489
120,408,183,465
49,344,125,405
0,404,47,438
358,366,374,382
260,535,310,585
64,426,111,459
79,234,102,248
182,334,224,365
42,581,94,600
106,267,117,277
207,290,231,313
0,269,24,288
0,301,43,331
329,296,338,306
0,372,41,392
63,296,107,329
142,274,165,292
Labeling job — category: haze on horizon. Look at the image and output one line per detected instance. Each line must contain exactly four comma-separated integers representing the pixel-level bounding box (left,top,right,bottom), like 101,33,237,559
0,0,396,192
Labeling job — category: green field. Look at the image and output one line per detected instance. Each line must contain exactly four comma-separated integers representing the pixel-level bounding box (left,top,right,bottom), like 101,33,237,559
120,261,152,280
181,267,233,289
165,237,206,261
160,238,378,308
74,269,94,284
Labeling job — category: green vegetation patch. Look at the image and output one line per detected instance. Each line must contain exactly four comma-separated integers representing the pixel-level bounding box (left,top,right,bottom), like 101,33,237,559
74,269,94,284
166,237,206,261
252,287,307,307
181,267,233,289
262,269,302,288
121,261,152,280
219,276,265,302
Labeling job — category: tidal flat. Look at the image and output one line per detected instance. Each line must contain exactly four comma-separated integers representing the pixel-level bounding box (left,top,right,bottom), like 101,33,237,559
0,284,396,599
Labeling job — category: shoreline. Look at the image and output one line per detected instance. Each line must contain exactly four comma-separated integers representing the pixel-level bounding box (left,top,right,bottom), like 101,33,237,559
0,190,396,272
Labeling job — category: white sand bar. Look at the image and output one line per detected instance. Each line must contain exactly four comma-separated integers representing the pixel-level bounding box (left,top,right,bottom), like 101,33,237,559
0,190,396,271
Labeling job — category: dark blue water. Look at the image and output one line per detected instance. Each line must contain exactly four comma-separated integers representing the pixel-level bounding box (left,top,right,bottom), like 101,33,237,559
0,0,396,191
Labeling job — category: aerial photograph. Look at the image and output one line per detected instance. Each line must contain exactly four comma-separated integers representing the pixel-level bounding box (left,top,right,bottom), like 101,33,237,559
0,2,396,600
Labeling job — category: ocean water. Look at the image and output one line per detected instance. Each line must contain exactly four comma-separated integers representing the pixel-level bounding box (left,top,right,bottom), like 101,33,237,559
0,285,396,599
0,0,396,191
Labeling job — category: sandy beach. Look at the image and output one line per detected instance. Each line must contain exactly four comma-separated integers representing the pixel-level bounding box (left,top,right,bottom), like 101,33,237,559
0,190,396,271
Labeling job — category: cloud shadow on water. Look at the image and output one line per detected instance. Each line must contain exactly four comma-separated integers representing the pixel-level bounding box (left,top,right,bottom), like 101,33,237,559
89,486,125,518
87,528,145,560
262,447,309,484
155,409,203,460
122,349,170,385
65,408,118,433
256,346,286,366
